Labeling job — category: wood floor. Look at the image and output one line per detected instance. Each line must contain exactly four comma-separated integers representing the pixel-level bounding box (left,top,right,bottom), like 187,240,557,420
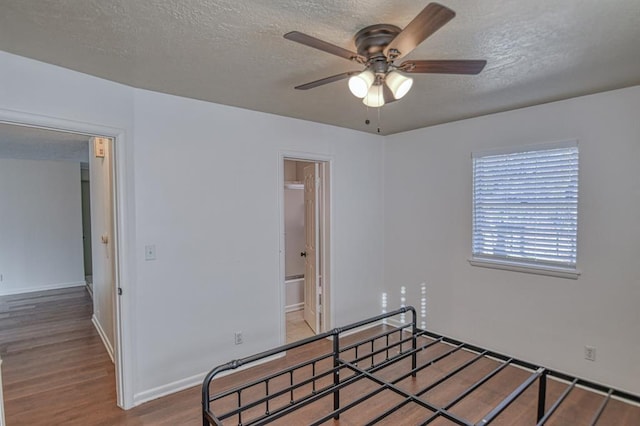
1,287,205,425
286,309,315,343
2,288,639,425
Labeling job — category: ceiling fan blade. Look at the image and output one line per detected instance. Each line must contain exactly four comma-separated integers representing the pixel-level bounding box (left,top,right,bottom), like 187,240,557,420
401,60,487,74
294,71,360,90
284,31,363,63
384,3,455,60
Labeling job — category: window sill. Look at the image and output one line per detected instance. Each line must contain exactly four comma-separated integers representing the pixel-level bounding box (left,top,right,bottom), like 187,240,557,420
468,257,581,280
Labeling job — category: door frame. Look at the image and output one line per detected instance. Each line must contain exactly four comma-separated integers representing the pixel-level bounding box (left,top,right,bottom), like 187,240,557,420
279,152,333,343
0,108,133,408
302,162,319,333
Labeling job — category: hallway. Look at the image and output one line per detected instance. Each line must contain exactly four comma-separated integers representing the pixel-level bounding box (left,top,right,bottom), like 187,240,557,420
0,287,118,424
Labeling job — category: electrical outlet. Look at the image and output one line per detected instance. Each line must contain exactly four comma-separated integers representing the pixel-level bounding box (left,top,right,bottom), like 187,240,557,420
145,245,156,261
0,273,3,282
234,332,243,345
584,345,596,361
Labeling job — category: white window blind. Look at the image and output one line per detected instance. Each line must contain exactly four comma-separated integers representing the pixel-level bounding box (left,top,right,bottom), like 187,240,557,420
472,143,579,271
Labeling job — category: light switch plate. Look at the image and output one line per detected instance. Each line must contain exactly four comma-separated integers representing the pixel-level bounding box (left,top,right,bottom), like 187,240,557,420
94,137,106,158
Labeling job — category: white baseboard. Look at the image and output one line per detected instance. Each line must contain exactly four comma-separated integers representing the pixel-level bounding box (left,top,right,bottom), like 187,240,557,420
330,319,384,339
0,280,85,296
133,372,205,407
326,316,413,342
285,302,303,313
386,317,414,330
132,318,408,408
133,353,284,407
92,314,114,363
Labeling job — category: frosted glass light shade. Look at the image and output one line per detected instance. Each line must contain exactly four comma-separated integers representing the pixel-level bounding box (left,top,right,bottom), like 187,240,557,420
348,70,375,98
385,71,413,99
362,84,385,107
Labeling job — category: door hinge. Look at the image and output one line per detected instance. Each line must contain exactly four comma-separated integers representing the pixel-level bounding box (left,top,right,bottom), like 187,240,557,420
117,287,123,296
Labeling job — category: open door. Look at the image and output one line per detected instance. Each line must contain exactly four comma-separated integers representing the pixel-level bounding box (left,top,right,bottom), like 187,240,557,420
87,137,118,363
303,163,320,333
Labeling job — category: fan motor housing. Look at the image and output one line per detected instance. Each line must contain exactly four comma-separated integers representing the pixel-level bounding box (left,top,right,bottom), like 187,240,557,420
354,24,401,59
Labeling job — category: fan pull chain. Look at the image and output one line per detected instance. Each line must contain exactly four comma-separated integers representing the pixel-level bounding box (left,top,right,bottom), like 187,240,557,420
364,103,371,128
363,104,382,134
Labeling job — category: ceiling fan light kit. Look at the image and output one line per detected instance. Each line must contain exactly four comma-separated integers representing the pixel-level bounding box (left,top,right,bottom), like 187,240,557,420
348,70,375,98
385,71,413,100
284,2,487,109
363,84,385,107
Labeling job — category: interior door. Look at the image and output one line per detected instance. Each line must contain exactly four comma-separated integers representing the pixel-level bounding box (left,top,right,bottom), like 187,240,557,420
303,163,320,333
90,137,117,352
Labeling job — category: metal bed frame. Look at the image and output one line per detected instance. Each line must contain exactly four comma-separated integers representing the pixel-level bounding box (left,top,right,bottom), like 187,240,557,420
202,306,640,425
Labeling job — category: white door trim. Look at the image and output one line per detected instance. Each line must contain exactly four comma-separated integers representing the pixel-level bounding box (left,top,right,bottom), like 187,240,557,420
0,108,134,409
278,151,333,344
302,163,319,333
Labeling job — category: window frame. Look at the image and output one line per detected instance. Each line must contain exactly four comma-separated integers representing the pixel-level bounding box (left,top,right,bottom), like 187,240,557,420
468,140,581,279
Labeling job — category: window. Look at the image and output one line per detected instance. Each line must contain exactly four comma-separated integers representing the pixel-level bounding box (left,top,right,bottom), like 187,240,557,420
470,141,579,278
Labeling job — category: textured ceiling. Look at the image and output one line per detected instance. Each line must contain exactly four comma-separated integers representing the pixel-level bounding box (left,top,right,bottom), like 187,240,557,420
1,0,639,135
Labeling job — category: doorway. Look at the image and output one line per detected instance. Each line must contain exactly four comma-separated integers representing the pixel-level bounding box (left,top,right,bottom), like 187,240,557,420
81,165,93,294
0,118,126,408
282,156,331,343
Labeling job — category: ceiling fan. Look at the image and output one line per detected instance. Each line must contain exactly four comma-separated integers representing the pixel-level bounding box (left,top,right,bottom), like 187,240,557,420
284,2,486,107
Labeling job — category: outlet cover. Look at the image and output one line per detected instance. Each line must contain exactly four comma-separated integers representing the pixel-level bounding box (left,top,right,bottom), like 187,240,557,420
584,345,596,361
145,245,156,261
234,332,243,345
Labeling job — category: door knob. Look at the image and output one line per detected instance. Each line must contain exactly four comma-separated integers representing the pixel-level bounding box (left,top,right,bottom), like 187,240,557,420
300,251,307,257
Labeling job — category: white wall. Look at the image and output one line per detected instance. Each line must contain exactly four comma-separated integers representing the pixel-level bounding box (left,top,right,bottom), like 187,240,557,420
1,50,137,407
1,50,386,404
131,89,385,400
0,158,84,295
384,86,640,395
2,51,386,404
